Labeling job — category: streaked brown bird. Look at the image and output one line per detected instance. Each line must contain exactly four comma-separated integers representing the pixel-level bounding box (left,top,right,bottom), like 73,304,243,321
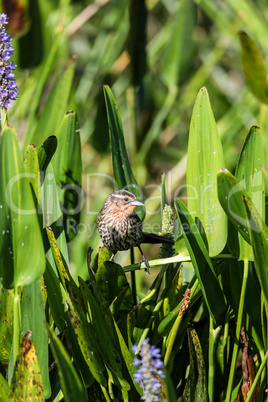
97,190,174,271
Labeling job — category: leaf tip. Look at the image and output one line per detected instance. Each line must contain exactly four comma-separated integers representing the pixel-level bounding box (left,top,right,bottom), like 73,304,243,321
66,110,74,115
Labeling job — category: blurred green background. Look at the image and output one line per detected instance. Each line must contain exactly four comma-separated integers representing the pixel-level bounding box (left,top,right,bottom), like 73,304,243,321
3,0,268,280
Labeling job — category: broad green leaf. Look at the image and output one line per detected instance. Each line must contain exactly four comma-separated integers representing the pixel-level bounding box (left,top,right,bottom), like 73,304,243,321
187,87,227,256
183,326,208,401
217,169,251,244
95,261,133,312
175,199,226,320
51,111,82,242
243,195,268,304
47,326,87,402
79,278,130,391
37,135,57,174
65,292,107,387
21,279,51,399
0,284,13,362
239,31,268,104
10,332,44,400
235,125,265,260
103,85,145,219
28,56,76,149
0,127,45,288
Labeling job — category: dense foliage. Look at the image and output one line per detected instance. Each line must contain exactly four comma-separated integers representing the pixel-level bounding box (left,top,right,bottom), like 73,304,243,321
1,0,268,401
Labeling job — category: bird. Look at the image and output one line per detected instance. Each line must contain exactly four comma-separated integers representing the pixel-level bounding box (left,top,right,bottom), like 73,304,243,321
97,190,174,272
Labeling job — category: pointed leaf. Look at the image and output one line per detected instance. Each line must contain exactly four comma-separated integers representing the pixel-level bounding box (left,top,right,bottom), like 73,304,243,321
187,87,227,256
103,85,145,219
183,326,208,401
0,127,45,288
239,31,268,104
51,111,82,241
37,135,57,174
10,332,44,400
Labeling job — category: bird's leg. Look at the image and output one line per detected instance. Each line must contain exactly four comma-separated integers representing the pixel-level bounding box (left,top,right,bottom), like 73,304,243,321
109,253,115,262
138,246,150,274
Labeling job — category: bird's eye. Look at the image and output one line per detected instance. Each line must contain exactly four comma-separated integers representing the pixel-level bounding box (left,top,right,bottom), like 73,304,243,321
124,197,129,202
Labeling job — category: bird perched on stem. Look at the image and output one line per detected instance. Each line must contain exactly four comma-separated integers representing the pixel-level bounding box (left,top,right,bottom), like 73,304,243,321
97,190,174,272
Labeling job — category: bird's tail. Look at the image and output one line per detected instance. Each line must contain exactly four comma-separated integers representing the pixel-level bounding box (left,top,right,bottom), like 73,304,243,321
141,232,174,245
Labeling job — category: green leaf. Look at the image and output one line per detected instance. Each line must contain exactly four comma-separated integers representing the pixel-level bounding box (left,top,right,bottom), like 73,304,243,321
0,127,45,288
235,125,265,260
10,332,44,400
79,278,130,391
242,195,268,304
51,111,82,241
186,87,227,256
41,163,69,276
18,0,43,68
239,31,268,104
217,169,251,244
175,199,226,320
47,325,87,402
103,85,145,219
37,135,57,174
23,144,41,207
65,291,107,387
95,261,133,312
28,57,76,149
183,326,208,401
21,279,51,399
0,283,13,362
0,372,10,401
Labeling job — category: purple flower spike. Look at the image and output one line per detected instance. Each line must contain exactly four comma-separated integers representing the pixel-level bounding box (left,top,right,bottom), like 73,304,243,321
0,13,18,115
132,338,166,401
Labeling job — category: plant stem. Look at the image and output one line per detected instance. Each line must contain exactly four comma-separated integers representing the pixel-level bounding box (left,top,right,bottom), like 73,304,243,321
13,285,21,365
130,248,137,307
208,317,222,402
164,280,198,367
225,259,249,402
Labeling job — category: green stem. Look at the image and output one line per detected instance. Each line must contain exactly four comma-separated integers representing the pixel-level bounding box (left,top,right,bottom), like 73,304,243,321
208,318,222,402
164,280,199,366
100,384,112,402
130,248,137,307
225,259,249,402
1,107,7,131
13,286,21,365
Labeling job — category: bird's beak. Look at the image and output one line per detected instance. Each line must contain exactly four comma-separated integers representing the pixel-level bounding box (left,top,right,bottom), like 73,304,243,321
130,199,145,207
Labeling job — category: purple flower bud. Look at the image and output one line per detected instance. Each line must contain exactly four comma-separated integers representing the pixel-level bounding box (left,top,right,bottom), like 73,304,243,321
0,13,18,115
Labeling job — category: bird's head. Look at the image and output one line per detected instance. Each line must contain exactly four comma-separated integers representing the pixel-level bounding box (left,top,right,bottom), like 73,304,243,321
106,190,145,215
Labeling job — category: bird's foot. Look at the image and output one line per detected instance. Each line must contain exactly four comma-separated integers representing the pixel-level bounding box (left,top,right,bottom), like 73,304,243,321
138,256,150,274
